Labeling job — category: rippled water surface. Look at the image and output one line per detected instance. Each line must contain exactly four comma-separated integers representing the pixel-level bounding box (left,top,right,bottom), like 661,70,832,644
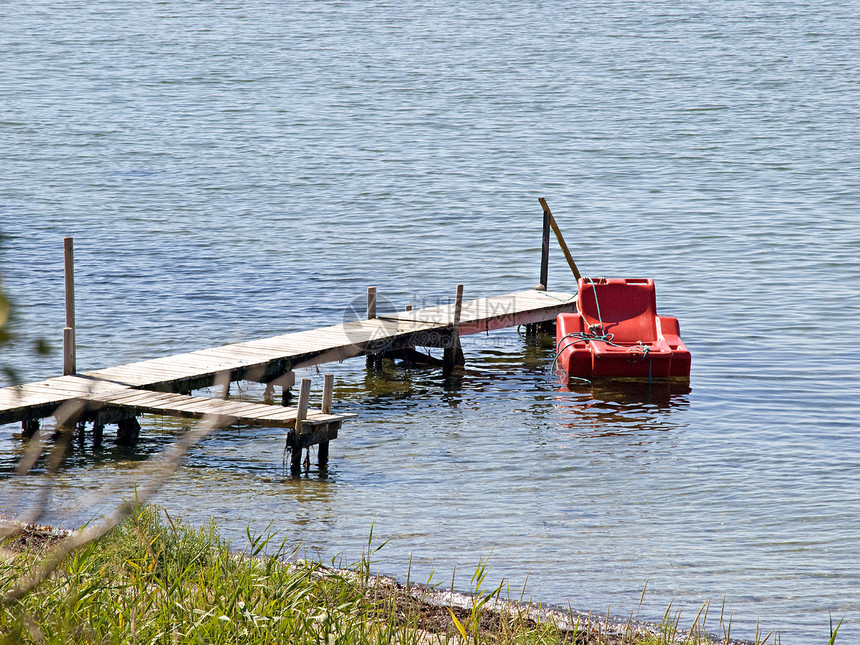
3,2,860,642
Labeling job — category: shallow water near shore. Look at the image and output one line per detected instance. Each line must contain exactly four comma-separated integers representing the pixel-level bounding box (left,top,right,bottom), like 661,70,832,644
3,1,860,642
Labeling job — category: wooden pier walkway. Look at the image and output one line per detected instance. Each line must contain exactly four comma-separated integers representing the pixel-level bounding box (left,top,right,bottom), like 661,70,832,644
0,200,587,472
0,376,344,430
1,288,575,427
0,286,577,468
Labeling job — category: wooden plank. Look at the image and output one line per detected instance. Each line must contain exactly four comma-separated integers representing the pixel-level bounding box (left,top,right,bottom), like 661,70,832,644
3,383,82,399
93,358,211,375
108,392,199,408
90,365,197,384
139,353,240,369
184,347,276,362
205,401,281,417
88,389,338,428
90,390,168,406
189,347,280,362
189,401,282,418
162,398,232,414
252,408,300,422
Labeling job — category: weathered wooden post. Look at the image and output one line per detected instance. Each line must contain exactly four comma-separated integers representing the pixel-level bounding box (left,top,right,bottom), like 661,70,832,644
366,286,377,319
116,417,141,445
453,283,463,327
443,284,465,375
21,418,40,439
318,372,334,467
539,197,582,282
537,208,550,292
63,237,76,375
527,208,551,336
537,198,582,334
280,370,295,405
291,377,311,472
366,286,381,369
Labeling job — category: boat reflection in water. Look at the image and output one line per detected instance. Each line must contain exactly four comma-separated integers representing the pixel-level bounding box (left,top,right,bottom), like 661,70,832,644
560,375,690,406
553,374,691,442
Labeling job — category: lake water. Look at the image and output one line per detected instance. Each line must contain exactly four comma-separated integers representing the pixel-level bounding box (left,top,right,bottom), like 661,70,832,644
2,1,860,642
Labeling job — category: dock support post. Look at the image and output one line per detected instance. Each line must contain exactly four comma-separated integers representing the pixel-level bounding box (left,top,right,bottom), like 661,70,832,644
539,197,582,282
291,377,311,472
21,418,40,440
318,373,334,467
537,209,550,292
527,210,551,336
367,286,377,319
443,284,465,376
63,237,76,375
116,416,141,446
280,371,295,405
366,286,382,370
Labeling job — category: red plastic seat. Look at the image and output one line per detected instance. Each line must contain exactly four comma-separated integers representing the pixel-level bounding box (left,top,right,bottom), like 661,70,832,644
556,278,691,379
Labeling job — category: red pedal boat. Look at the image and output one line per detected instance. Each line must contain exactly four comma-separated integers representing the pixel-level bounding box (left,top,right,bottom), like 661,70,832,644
556,278,691,380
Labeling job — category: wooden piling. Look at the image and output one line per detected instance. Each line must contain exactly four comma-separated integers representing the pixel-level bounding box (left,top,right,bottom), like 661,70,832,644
116,417,141,446
443,284,466,375
537,209,550,292
280,371,295,405
21,418,40,440
321,373,333,414
291,377,311,472
539,197,582,282
64,237,75,329
318,373,334,467
63,327,76,376
63,237,76,375
366,286,381,369
367,286,377,319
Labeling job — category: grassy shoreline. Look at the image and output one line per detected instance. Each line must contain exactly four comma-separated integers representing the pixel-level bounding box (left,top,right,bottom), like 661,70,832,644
2,507,761,644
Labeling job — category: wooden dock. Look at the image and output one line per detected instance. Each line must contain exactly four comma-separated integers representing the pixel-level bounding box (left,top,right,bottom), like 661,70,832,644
0,201,584,471
1,287,575,421
1,277,576,471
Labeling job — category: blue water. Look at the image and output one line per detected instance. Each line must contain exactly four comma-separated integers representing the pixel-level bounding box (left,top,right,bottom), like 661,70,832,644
2,2,860,641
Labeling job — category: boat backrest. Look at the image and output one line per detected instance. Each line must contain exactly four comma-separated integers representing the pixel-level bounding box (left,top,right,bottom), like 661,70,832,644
577,278,658,343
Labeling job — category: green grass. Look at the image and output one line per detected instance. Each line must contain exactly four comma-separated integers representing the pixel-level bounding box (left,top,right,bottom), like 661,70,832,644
1,505,781,644
0,506,564,644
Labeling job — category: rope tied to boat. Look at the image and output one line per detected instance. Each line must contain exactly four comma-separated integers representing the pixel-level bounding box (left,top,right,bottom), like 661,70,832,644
552,277,652,371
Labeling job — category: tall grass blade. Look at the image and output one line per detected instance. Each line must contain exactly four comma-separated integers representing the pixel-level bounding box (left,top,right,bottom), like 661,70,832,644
828,612,844,645
448,608,468,641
